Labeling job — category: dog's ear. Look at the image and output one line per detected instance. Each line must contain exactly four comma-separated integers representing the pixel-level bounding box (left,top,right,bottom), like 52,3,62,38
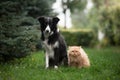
53,17,60,24
38,16,45,24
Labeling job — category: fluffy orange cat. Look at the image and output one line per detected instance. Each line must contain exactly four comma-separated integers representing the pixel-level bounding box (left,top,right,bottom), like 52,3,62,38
68,46,90,68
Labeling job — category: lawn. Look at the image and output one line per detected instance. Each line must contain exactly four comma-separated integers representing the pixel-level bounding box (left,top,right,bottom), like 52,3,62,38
0,47,120,80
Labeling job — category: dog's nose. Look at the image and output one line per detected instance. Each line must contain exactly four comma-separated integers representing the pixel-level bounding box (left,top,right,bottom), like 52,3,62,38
45,30,49,33
45,25,51,33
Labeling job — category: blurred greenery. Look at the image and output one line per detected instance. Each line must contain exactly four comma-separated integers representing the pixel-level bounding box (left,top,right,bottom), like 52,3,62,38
61,29,97,47
0,0,55,61
63,0,87,13
0,1,120,80
72,0,120,46
90,0,120,46
0,0,120,61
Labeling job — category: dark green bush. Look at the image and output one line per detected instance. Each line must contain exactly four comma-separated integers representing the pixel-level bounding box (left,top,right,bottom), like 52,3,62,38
0,0,55,62
61,30,97,47
0,25,40,61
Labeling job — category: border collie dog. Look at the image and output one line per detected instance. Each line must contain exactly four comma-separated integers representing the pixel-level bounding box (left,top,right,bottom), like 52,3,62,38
38,16,68,69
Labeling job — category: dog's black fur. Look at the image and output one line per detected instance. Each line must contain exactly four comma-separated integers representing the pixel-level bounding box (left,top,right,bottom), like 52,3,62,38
38,16,68,68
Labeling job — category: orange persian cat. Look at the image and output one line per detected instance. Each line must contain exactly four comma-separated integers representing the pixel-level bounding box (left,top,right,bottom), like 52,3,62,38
68,46,90,68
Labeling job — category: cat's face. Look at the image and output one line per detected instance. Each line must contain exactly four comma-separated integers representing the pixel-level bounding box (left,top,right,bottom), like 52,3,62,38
68,46,81,57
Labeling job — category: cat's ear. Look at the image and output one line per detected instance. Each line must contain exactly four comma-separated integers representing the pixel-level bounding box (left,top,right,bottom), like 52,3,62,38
79,46,82,49
79,46,81,48
68,46,71,54
68,46,71,49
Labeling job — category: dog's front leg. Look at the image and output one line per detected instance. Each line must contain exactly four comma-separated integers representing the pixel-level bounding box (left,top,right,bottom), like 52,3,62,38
54,48,59,69
45,52,49,69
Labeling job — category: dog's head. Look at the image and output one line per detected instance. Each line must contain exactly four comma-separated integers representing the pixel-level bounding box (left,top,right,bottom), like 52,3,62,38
38,16,60,38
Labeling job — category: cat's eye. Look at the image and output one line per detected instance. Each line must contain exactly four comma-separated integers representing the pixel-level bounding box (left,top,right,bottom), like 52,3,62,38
72,51,74,52
71,50,78,53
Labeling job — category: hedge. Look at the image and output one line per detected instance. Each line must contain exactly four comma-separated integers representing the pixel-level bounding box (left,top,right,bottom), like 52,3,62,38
61,29,97,47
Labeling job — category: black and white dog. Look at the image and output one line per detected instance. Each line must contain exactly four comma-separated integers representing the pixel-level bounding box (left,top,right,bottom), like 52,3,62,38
38,16,68,69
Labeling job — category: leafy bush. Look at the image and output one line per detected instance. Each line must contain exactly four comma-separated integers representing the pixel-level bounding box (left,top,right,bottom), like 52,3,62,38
61,29,97,47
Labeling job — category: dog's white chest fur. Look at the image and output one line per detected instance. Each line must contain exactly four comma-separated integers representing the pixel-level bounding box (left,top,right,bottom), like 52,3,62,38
42,39,59,58
42,39,59,69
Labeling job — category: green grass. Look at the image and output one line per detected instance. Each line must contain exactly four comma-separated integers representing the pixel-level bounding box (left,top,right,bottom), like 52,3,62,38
0,47,120,80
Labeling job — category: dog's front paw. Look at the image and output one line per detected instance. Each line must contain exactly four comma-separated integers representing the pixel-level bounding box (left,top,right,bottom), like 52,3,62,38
54,65,58,69
45,65,49,69
45,67,49,69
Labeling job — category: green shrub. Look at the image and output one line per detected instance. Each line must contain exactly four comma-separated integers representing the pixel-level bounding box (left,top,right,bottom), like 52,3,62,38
0,25,40,61
61,29,97,47
0,0,55,62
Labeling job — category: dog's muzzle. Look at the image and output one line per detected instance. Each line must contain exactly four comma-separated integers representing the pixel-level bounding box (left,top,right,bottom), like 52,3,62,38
45,25,51,34
44,30,53,36
45,30,50,34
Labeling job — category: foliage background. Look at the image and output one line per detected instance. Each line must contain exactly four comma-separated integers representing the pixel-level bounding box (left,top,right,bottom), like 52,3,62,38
0,0,120,80
0,0,120,60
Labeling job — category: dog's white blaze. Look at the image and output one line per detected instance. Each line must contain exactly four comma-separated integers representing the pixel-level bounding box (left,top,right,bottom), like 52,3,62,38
45,25,51,32
43,40,55,68
54,65,58,69
42,40,59,68
43,40,54,58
